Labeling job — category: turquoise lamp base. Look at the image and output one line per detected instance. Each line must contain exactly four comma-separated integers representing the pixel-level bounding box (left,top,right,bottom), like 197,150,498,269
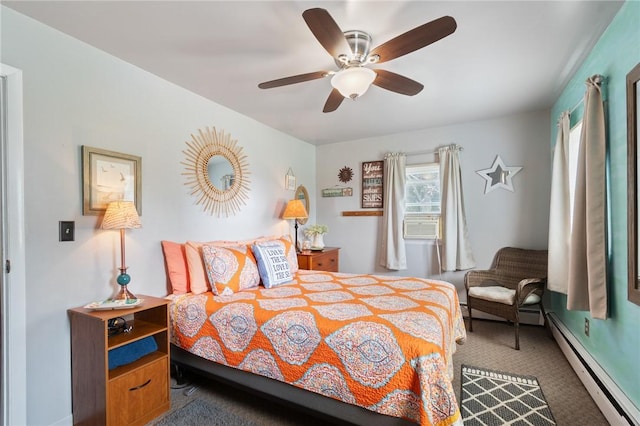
116,273,131,285
115,272,136,301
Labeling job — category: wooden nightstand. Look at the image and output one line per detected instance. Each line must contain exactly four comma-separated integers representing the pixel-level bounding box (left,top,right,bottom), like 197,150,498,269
297,247,340,272
68,295,170,426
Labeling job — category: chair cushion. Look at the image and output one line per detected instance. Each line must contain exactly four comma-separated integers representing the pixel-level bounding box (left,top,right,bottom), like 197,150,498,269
469,286,541,305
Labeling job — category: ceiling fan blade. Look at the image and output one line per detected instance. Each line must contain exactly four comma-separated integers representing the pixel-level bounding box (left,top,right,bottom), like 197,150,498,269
258,71,328,89
303,8,351,59
323,89,344,113
370,16,457,64
372,69,424,96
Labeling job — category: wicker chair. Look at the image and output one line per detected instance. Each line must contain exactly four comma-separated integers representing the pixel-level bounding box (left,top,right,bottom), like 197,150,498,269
464,247,548,350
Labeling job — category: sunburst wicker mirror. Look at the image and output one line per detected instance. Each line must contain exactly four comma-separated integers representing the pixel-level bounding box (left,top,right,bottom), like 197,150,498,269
182,127,250,217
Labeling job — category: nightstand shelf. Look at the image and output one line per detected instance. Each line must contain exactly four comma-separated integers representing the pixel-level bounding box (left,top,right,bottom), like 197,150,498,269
108,319,167,349
68,294,170,426
297,247,340,272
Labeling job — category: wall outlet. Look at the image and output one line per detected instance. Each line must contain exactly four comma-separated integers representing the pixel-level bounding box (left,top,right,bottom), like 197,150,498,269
584,318,590,336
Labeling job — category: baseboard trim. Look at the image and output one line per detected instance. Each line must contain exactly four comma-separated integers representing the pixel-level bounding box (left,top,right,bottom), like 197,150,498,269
548,313,639,425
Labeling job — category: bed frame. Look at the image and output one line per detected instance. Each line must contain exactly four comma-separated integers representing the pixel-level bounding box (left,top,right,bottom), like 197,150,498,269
171,344,415,425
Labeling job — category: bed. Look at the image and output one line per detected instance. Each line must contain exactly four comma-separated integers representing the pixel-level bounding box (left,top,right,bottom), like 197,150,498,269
162,237,466,425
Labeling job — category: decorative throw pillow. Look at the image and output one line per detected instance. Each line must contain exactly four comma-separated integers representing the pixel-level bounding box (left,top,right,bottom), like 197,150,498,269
201,244,260,295
185,240,234,294
257,235,299,274
161,241,190,294
252,241,293,288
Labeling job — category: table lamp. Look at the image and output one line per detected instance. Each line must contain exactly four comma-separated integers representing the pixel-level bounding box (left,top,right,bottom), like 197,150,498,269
101,200,142,301
282,199,308,252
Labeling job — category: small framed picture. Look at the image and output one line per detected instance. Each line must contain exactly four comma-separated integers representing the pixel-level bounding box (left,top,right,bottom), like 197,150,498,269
285,168,296,191
82,146,142,215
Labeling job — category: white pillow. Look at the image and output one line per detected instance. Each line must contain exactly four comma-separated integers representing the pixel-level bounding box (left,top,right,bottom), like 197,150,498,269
252,242,293,288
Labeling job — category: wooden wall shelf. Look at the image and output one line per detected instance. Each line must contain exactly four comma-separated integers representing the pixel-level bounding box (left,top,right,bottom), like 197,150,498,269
342,211,383,216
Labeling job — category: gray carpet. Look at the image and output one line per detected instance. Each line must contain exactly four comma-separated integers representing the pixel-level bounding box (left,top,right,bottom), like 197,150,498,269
461,365,555,425
149,375,329,426
150,399,255,426
452,318,607,425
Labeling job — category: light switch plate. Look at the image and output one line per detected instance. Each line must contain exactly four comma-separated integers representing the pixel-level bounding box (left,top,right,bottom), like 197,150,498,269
59,221,75,242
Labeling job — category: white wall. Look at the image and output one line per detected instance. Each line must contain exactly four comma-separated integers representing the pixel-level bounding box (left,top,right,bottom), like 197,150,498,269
316,110,551,300
1,7,316,425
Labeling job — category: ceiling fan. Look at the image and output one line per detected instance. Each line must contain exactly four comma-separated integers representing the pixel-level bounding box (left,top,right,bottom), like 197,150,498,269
258,8,457,113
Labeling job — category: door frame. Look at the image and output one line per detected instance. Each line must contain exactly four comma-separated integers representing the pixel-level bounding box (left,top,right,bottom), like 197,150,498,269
0,63,27,426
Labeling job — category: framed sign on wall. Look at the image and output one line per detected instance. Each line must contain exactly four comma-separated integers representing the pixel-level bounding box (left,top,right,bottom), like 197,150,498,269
362,160,383,208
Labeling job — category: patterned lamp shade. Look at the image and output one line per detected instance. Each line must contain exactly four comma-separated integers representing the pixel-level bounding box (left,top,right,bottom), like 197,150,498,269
101,201,141,230
282,199,308,220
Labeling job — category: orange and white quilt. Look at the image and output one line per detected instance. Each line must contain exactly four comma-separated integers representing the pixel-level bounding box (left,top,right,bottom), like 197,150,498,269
168,270,466,425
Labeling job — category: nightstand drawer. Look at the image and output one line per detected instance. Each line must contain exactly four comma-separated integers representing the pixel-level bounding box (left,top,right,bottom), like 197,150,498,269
297,247,340,272
108,356,169,426
309,251,338,271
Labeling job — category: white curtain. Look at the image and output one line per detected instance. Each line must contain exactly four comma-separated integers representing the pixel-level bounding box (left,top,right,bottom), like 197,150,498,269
567,75,608,319
439,144,475,271
379,153,407,270
548,111,571,293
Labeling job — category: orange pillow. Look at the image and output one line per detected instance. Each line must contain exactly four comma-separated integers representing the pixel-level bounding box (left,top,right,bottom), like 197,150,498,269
161,241,189,294
201,244,260,295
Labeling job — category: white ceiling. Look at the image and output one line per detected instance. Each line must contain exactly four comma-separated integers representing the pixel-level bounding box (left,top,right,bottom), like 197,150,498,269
5,1,623,145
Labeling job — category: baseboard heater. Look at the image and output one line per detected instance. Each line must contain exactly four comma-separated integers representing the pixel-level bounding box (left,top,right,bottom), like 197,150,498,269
548,312,639,425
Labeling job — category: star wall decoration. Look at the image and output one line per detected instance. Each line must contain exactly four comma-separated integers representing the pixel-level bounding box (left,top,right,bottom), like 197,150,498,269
476,155,522,194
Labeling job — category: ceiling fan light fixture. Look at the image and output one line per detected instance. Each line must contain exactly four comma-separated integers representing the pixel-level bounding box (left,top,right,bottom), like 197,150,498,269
331,67,376,99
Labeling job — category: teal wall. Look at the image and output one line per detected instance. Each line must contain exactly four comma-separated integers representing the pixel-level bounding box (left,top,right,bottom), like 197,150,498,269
550,1,640,411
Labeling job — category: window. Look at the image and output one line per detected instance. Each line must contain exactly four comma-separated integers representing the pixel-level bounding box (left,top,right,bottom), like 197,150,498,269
405,163,441,214
404,163,441,239
568,120,583,226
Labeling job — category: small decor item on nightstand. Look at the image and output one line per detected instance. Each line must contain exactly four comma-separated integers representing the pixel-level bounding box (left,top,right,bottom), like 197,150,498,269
304,224,328,250
107,317,133,336
84,298,143,311
101,201,141,301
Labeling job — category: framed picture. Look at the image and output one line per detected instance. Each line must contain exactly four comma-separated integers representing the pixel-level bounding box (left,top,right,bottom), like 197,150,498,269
82,146,142,215
286,175,296,191
362,160,384,208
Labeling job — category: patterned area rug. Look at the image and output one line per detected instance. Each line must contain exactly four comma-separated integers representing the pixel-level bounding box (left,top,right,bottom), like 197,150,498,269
150,398,255,426
461,365,556,425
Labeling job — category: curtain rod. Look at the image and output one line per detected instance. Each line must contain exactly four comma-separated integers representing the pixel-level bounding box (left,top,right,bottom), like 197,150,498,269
406,149,437,156
567,97,609,116
568,98,584,115
405,145,464,156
